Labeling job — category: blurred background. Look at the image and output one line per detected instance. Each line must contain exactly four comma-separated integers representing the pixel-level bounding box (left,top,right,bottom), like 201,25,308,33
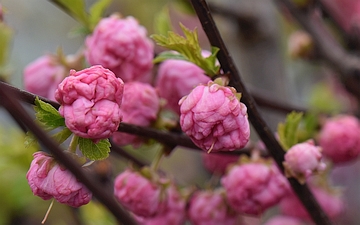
1,0,360,224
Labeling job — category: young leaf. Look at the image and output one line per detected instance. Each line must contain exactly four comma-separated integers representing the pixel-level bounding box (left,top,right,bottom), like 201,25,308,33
24,132,39,149
277,111,304,150
153,6,173,36
89,0,112,31
52,128,72,144
153,51,188,64
78,138,111,160
34,97,65,129
49,0,89,28
151,23,220,76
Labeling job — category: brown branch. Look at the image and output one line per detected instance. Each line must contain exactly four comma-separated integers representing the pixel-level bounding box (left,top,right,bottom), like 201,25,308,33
0,84,138,225
189,0,333,224
0,81,275,154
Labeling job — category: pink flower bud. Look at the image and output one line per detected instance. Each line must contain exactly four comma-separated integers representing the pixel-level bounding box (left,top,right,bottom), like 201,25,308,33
318,115,360,163
283,140,325,183
113,169,164,217
179,81,250,152
263,215,304,225
85,15,154,83
55,65,124,142
135,185,187,225
112,82,160,146
202,152,238,175
221,162,290,215
155,54,211,114
24,55,66,101
280,186,345,222
188,189,239,225
26,152,92,207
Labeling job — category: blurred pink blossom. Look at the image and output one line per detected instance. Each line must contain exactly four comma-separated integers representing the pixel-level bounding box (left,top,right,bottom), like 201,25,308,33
318,115,360,164
26,152,92,207
114,169,164,217
188,189,239,225
221,162,290,215
112,81,160,147
24,55,66,101
85,15,154,83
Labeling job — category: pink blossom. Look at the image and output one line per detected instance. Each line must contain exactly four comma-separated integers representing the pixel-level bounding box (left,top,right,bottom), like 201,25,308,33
221,162,290,215
318,115,360,163
24,55,66,101
135,185,187,225
155,54,211,114
283,140,325,183
188,189,239,225
280,186,345,222
113,169,163,217
55,65,124,142
263,215,304,225
26,152,92,207
85,15,154,83
112,81,160,146
202,152,238,175
321,0,360,34
179,81,250,152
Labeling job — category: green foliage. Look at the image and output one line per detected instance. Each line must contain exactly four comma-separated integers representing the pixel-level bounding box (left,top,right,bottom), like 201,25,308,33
89,0,112,31
50,0,112,33
308,82,343,114
50,0,89,26
153,6,172,36
0,127,36,224
0,22,13,67
78,138,111,160
81,201,116,225
297,112,319,142
34,97,65,130
277,111,303,150
24,132,39,149
152,23,220,76
52,127,73,144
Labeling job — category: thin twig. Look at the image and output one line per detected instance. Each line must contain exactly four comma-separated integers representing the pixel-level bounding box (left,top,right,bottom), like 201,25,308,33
275,0,360,104
0,85,138,225
189,0,333,224
0,81,266,155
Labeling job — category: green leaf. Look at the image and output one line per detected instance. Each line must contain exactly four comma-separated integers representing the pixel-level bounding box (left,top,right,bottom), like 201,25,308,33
78,138,111,160
89,0,112,31
308,82,343,114
151,23,220,76
0,23,13,67
51,128,72,144
153,51,188,64
153,6,173,36
277,111,304,150
50,0,89,28
34,97,65,129
24,132,39,149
